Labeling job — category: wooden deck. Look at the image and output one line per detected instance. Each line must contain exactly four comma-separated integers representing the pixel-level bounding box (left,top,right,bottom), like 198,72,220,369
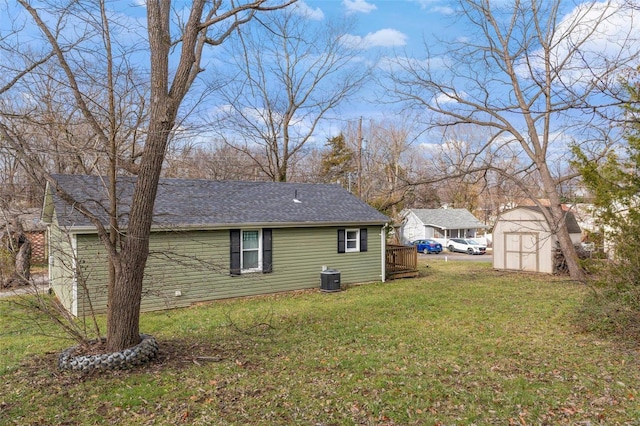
386,244,419,279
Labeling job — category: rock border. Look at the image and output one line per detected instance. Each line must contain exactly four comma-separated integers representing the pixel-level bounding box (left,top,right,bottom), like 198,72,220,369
58,334,158,372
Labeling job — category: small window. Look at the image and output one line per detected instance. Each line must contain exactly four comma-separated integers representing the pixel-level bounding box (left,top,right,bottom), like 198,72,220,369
345,229,360,252
338,228,368,253
230,228,272,275
241,230,261,272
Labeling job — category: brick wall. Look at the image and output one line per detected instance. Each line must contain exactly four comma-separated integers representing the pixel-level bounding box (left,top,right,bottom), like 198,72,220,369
26,231,46,263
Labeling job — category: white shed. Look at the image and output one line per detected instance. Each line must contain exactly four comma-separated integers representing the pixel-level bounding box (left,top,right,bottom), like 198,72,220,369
493,206,582,274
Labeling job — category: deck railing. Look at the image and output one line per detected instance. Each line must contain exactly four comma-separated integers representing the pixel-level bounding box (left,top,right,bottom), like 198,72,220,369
385,244,419,279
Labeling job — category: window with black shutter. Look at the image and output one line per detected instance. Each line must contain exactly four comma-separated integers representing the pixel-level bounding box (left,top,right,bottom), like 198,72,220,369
359,228,368,252
337,228,368,253
262,228,272,273
337,229,346,253
230,228,273,274
230,229,241,275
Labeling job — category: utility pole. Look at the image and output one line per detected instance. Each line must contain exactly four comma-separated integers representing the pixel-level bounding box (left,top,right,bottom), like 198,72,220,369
357,116,362,198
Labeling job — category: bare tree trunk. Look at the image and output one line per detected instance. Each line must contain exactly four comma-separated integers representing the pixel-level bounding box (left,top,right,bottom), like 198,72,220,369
104,0,175,348
547,199,585,281
15,235,31,282
1,230,31,288
536,160,586,281
105,120,172,351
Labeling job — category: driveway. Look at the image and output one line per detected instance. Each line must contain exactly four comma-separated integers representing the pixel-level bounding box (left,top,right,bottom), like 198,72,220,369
418,250,493,263
0,275,49,299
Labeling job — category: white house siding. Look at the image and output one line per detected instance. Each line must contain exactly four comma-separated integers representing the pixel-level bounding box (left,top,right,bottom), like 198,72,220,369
399,209,488,245
399,211,426,244
47,218,77,315
69,225,384,316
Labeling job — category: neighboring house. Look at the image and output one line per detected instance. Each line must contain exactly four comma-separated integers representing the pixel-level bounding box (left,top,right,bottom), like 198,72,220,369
492,206,582,274
0,207,47,263
42,175,389,316
399,208,490,244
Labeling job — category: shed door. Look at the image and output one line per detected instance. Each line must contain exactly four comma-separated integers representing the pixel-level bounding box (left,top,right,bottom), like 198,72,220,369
504,232,539,272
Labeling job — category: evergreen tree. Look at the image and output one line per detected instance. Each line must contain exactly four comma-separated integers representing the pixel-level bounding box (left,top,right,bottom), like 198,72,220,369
573,75,640,309
319,134,355,189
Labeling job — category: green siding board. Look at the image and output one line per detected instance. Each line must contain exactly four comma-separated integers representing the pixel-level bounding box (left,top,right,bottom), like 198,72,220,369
74,235,107,317
64,226,384,316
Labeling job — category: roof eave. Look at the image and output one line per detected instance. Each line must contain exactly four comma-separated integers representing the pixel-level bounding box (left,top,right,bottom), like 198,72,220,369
424,223,490,229
56,220,389,234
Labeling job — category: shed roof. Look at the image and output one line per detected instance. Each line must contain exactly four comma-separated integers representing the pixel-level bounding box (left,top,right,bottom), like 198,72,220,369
407,208,489,229
43,174,389,230
503,206,582,234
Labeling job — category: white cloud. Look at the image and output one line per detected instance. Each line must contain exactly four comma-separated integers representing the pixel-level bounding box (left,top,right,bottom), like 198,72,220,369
211,104,315,143
409,0,440,8
343,0,377,14
343,28,407,49
293,0,324,21
365,29,407,47
433,92,463,105
418,142,442,153
519,0,640,85
431,6,454,15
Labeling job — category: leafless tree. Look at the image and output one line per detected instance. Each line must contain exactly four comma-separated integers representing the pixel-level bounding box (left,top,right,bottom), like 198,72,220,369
419,125,542,219
388,0,640,281
163,142,267,181
207,4,370,182
0,0,296,352
349,118,419,218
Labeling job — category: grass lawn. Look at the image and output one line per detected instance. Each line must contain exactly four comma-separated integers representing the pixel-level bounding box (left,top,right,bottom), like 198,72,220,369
2,260,640,425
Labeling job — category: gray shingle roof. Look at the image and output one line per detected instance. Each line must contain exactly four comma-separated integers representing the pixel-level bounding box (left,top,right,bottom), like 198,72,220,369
47,174,389,229
408,208,489,229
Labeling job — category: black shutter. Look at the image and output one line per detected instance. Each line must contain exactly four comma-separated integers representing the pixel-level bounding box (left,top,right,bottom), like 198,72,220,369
262,228,272,273
360,228,368,252
337,229,346,253
230,229,241,276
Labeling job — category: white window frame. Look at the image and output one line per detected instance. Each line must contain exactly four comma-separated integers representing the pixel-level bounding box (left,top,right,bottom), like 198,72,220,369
345,228,360,253
241,229,262,273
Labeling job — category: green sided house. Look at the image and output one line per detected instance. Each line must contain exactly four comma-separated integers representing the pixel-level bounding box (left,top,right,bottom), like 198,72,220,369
42,175,389,317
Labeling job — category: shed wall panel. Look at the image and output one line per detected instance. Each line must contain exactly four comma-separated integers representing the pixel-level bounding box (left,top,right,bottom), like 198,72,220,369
503,232,539,272
493,208,562,274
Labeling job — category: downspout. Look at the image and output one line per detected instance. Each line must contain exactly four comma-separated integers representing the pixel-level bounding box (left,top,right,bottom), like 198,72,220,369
46,226,52,288
381,224,387,282
71,234,78,317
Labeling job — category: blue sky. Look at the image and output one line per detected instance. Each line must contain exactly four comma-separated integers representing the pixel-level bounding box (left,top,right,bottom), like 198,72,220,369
302,0,453,53
299,0,460,72
2,0,638,152
289,0,640,146
281,0,467,137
